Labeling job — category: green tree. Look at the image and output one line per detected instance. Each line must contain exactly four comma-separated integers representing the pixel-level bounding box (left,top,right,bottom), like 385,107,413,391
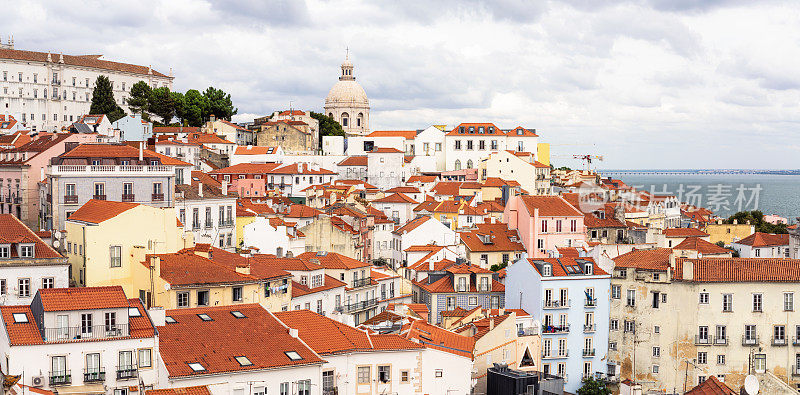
182,89,209,127
127,81,152,115
202,87,237,121
577,376,612,395
171,91,186,125
311,112,345,142
724,210,788,234
148,87,175,125
89,75,125,122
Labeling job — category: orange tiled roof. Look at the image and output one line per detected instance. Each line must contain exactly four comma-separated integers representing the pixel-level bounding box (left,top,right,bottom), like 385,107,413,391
526,257,608,277
291,275,346,298
159,304,324,377
612,248,672,271
673,238,730,255
337,156,367,166
403,318,474,359
285,204,322,218
234,146,279,155
413,276,504,294
674,258,800,282
146,386,211,395
733,232,789,247
519,195,583,217
406,175,438,183
0,214,62,258
684,375,736,394
297,251,370,270
663,227,709,238
367,130,417,139
394,216,431,234
209,163,281,175
372,192,418,204
59,143,191,166
0,48,171,77
39,286,129,311
459,223,524,253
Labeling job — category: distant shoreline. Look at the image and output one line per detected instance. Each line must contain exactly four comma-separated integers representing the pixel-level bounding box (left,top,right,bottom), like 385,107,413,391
598,169,800,175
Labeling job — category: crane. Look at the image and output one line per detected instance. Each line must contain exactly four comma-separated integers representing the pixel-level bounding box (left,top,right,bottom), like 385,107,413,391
573,154,604,171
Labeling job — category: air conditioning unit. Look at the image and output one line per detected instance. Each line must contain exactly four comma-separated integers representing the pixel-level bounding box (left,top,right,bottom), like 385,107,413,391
31,375,44,387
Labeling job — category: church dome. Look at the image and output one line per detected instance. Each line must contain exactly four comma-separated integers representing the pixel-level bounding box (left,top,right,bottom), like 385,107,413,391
325,80,369,106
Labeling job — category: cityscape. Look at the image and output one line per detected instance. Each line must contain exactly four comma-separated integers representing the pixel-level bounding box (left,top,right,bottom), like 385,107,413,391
1,2,800,395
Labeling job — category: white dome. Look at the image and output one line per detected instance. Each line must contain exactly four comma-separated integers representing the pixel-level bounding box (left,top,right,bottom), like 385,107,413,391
325,80,369,106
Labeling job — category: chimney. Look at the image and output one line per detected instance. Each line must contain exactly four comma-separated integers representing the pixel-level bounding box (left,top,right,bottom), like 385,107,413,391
235,264,251,275
288,328,299,338
429,259,434,271
148,307,166,327
489,318,495,330
198,182,203,197
222,180,229,196
682,259,693,280
210,114,216,122
138,141,144,161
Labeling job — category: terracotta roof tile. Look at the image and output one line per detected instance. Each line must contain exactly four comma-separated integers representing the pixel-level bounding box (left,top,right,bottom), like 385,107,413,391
40,285,129,311
67,199,139,224
673,238,730,255
394,216,431,234
209,163,282,175
403,318,474,359
733,232,789,247
367,130,418,139
297,251,369,269
612,248,672,271
519,195,583,217
59,143,190,166
0,214,62,258
684,375,736,394
146,386,211,395
372,192,418,204
459,223,524,253
674,258,800,282
337,156,367,166
0,48,171,77
663,227,709,238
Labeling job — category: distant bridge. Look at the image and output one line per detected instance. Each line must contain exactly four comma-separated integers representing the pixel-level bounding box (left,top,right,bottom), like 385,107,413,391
600,170,769,176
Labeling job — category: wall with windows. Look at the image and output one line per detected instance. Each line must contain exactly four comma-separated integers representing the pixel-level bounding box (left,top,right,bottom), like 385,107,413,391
157,363,321,395
175,196,237,251
0,264,69,305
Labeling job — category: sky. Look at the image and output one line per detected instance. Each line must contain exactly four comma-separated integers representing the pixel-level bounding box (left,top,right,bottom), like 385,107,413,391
6,0,800,169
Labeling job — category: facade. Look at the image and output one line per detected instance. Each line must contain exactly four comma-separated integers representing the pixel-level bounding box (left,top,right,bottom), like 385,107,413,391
202,118,254,146
324,53,370,136
504,257,611,393
113,113,152,142
608,251,800,392
47,143,191,231
480,150,551,195
253,120,315,153
0,286,159,394
730,232,790,258
444,123,539,172
154,139,202,170
505,195,587,258
459,222,526,270
366,147,405,190
0,45,173,132
0,214,69,305
175,183,237,251
242,216,306,257
412,262,505,324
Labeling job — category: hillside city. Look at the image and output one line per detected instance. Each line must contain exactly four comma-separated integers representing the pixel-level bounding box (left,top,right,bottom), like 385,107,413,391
1,39,799,395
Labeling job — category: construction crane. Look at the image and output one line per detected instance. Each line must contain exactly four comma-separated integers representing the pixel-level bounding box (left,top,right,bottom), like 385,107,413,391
573,154,604,171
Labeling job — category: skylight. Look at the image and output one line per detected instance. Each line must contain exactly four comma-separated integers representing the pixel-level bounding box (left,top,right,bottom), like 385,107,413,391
128,307,141,317
234,356,253,366
12,313,28,323
230,311,246,319
198,314,213,321
165,316,177,324
285,351,303,361
188,362,206,372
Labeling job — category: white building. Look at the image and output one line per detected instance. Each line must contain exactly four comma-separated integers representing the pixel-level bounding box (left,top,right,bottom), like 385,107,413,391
242,216,306,257
366,147,406,190
0,214,69,305
154,139,201,170
113,113,152,142
394,215,460,254
0,42,173,132
372,192,418,225
324,53,370,136
373,217,403,268
175,182,237,250
444,123,539,171
731,232,790,258
0,286,159,394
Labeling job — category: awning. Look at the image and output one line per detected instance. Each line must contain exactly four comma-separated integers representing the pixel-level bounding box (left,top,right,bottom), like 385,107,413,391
52,384,106,394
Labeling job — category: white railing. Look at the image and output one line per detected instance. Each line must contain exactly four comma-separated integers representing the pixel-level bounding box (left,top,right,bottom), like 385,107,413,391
50,165,175,175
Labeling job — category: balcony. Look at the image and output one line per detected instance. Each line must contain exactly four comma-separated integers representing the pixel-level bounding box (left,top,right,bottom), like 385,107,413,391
93,194,107,201
51,79,61,86
351,277,373,289
584,324,596,333
49,371,71,386
742,335,759,346
582,348,596,357
694,335,713,346
83,368,105,382
342,298,378,313
322,389,338,395
792,365,800,377
518,327,539,337
63,195,78,204
772,336,788,346
204,222,214,229
152,193,164,202
543,300,570,309
117,365,138,380
542,324,570,334
192,223,201,230
585,298,597,308
13,197,22,204
50,164,175,176
121,194,135,202
43,324,129,342
542,350,569,359
714,336,728,345
794,337,800,346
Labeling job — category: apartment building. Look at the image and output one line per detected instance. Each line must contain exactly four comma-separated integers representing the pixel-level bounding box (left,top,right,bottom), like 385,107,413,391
0,214,68,305
47,143,191,231
505,195,587,258
0,286,158,394
504,256,611,393
459,222,526,270
175,182,237,251
444,123,539,172
153,139,201,170
609,249,800,392
412,262,505,324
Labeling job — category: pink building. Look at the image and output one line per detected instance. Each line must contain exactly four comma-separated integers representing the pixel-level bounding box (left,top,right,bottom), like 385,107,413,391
0,133,97,228
504,195,587,258
232,177,267,198
763,214,788,225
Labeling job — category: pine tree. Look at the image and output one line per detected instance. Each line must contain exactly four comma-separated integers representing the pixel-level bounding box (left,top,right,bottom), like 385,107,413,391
89,75,125,122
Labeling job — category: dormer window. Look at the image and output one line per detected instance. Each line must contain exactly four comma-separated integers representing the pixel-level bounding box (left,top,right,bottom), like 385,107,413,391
517,129,523,135
457,276,467,292
128,307,141,317
197,313,213,321
12,313,28,323
0,244,9,258
285,351,303,361
188,362,206,372
543,264,552,277
585,263,593,275
19,244,34,258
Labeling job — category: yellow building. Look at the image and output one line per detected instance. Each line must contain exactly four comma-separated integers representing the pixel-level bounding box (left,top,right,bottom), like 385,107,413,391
234,199,277,247
703,221,755,246
64,199,189,298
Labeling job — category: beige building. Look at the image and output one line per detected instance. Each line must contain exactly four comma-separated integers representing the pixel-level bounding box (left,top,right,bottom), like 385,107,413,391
202,116,254,146
609,249,800,392
299,214,363,261
479,150,551,195
703,221,755,246
253,119,316,153
324,53,370,136
454,312,520,395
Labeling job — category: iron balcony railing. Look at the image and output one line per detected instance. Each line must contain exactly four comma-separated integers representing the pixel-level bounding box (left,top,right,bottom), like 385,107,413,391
152,193,165,202
582,348,596,357
742,335,759,346
64,195,78,204
116,365,138,380
49,371,71,385
694,335,713,345
585,298,597,307
542,324,570,334
584,324,596,333
343,298,377,313
351,277,372,289
518,327,539,336
714,336,728,345
93,194,106,201
543,300,570,309
83,368,105,382
43,324,129,342
792,365,800,377
772,336,788,346
542,350,569,359
121,194,135,202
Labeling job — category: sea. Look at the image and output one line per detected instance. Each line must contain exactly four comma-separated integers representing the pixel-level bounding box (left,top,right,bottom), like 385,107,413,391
600,173,800,221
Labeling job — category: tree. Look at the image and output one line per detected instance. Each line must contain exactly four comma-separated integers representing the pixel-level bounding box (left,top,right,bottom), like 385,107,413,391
577,376,611,395
311,111,345,142
203,87,237,121
89,75,126,122
127,81,152,115
171,91,186,125
148,87,175,125
182,89,209,127
490,262,508,272
724,210,788,234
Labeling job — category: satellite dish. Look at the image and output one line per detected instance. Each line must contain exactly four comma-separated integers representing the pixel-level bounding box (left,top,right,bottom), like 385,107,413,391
53,231,61,240
52,240,60,249
163,283,171,291
744,375,759,395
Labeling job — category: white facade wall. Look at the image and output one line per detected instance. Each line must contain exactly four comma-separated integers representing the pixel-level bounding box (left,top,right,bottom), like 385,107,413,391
419,348,473,395
175,197,237,250
158,362,321,395
346,136,405,155
321,350,423,395
444,133,539,172
412,126,446,172
242,216,306,257
0,264,69,305
373,225,402,267
400,217,459,250
367,152,405,191
155,143,201,170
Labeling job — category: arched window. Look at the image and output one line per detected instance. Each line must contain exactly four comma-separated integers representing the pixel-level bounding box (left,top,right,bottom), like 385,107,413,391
357,112,364,127
467,159,473,169
328,112,333,118
341,112,349,127
454,160,461,171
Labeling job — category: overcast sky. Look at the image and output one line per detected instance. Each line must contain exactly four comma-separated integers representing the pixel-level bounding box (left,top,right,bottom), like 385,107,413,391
7,0,800,169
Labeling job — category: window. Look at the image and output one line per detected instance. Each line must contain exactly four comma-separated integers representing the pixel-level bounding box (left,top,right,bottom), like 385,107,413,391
610,319,618,331
105,312,117,332
753,354,766,373
12,313,28,323
378,365,391,382
401,370,409,383
717,354,726,365
716,325,727,342
81,313,93,334
358,366,371,383
297,379,311,395
280,382,289,395
699,292,709,304
610,285,621,299
110,245,122,267
177,292,189,307
469,296,478,306
323,370,335,390
198,313,213,321
138,348,152,368
698,351,707,364
0,245,8,258
626,289,635,307
42,277,55,289
753,293,762,312
774,325,786,342
722,294,732,312
94,182,105,198
285,351,303,360
197,290,209,306
654,325,660,333
653,346,660,357
234,356,252,366
744,325,757,343
653,365,660,373
188,362,205,372
18,278,30,297
232,286,243,302
20,245,33,258
784,292,794,311
624,320,636,333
